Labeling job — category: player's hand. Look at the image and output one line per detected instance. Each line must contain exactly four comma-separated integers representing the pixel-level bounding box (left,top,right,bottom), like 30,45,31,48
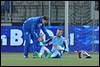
38,37,43,42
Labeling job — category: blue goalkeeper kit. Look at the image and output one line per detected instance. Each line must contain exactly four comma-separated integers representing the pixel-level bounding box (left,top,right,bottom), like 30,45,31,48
22,16,50,57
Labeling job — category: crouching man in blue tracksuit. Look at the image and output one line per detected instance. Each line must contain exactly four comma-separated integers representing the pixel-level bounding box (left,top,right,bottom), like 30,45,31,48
22,16,50,58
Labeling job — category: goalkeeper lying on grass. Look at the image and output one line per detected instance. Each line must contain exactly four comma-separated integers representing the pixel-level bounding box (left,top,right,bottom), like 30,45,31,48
36,29,69,58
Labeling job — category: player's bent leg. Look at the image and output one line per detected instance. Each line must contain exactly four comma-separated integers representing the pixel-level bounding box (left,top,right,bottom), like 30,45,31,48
51,50,61,58
32,44,42,58
42,46,52,58
31,34,39,58
38,46,52,58
38,46,45,58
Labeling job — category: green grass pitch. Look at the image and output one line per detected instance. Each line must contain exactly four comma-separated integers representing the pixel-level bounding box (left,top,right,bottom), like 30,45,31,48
1,52,99,66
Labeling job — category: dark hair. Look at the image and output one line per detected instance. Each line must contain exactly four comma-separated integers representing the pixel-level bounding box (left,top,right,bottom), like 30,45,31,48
58,28,64,31
43,16,48,20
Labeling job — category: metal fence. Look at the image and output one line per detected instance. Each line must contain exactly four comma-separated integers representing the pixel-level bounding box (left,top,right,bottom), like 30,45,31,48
1,1,99,26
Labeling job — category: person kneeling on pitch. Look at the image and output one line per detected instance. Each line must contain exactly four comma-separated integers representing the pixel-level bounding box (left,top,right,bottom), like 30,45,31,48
50,29,69,58
38,29,69,58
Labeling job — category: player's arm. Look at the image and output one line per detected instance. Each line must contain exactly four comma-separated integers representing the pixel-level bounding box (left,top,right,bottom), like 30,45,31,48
43,37,53,44
41,24,50,39
31,24,39,39
63,40,69,52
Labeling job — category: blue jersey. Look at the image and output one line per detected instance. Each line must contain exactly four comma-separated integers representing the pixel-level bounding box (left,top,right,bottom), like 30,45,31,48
23,16,50,38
